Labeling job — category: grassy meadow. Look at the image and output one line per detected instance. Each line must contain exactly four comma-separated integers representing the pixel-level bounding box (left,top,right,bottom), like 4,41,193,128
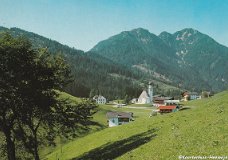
43,91,228,160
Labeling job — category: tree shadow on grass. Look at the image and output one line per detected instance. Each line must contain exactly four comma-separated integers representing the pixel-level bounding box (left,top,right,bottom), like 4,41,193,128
72,128,157,160
179,107,191,111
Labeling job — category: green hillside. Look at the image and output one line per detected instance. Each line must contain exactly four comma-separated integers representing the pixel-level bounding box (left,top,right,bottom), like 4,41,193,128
45,91,228,160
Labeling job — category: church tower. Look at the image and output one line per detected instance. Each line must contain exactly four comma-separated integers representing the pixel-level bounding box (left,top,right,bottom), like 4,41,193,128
148,82,153,103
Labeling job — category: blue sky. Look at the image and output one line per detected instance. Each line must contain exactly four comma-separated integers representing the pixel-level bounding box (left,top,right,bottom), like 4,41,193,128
0,0,228,51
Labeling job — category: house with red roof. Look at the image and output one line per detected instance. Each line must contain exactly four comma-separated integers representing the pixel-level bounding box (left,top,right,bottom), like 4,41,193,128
158,105,179,113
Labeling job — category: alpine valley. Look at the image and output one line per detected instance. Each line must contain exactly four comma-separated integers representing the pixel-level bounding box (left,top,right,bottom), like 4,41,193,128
1,26,227,99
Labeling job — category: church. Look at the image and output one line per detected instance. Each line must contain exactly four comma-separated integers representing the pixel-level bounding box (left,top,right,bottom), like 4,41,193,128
137,83,153,104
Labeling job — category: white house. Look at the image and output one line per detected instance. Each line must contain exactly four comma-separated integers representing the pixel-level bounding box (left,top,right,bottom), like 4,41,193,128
137,83,153,104
183,92,201,101
93,95,107,104
164,100,180,105
106,112,133,127
130,98,138,104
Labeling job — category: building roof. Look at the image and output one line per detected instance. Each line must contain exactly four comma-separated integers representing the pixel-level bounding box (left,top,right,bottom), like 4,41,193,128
154,97,173,101
106,112,133,119
189,92,198,95
158,105,177,110
183,91,198,96
153,94,165,97
93,95,106,99
164,100,180,103
138,90,149,99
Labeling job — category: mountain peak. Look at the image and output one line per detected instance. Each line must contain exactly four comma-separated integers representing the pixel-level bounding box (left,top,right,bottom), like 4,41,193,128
118,28,150,37
174,28,201,42
131,28,150,33
159,31,172,35
130,28,151,37
159,31,173,39
130,28,160,41
179,28,199,33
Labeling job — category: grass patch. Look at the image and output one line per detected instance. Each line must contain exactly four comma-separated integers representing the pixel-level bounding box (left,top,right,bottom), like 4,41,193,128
45,91,228,160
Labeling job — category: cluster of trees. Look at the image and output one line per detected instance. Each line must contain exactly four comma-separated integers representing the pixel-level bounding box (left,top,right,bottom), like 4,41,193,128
0,33,97,160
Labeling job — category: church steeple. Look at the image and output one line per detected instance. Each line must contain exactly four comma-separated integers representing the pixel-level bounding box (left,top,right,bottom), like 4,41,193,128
148,82,153,103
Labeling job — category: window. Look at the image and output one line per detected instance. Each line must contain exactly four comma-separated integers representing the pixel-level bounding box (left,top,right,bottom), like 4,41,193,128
118,118,129,122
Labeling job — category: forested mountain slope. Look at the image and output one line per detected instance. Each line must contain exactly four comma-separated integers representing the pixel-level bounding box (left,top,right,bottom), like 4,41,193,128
91,28,228,92
0,27,143,99
159,28,228,91
2,26,226,99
